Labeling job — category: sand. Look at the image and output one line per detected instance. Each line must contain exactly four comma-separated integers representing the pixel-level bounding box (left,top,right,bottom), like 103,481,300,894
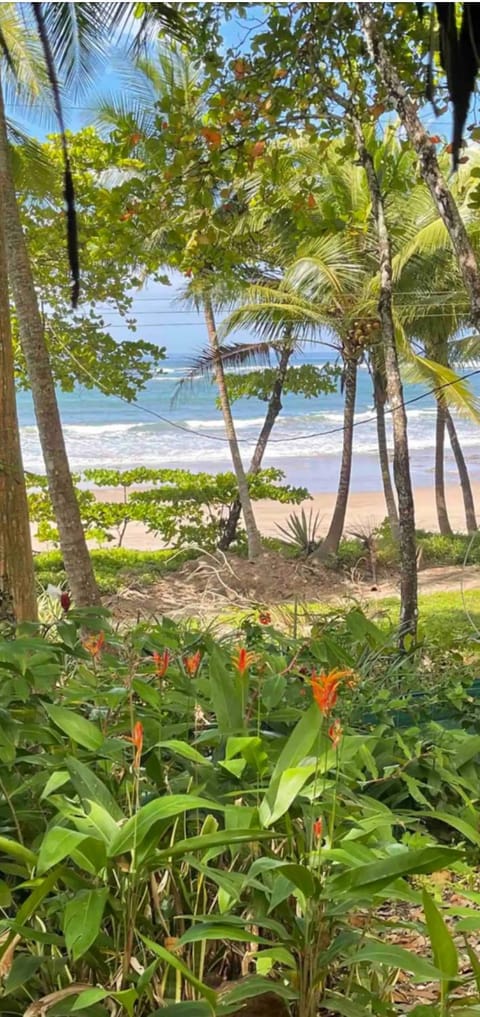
46,481,480,552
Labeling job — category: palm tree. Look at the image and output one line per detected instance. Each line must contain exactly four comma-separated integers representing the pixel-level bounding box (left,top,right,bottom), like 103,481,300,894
97,48,263,559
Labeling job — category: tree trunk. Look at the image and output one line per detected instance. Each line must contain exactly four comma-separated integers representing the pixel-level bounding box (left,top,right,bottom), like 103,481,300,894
354,120,417,641
445,407,478,532
219,344,293,550
318,354,357,556
358,4,480,323
0,81,99,608
435,399,453,535
203,297,262,560
372,363,399,535
0,172,37,623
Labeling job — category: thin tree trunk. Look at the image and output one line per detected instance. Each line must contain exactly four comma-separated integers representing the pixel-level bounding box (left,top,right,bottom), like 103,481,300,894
445,407,478,532
0,173,37,622
358,4,480,323
435,399,453,535
219,344,293,550
318,354,357,557
203,297,262,560
0,81,99,608
354,120,417,641
372,364,399,535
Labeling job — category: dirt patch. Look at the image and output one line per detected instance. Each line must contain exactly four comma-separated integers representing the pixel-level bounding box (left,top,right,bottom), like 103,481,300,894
104,550,350,623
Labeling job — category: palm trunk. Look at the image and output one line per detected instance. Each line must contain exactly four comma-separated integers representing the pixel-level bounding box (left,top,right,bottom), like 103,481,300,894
358,4,480,323
354,120,417,641
203,297,262,560
445,407,478,532
435,399,453,535
0,173,37,622
372,364,399,535
219,344,293,550
318,355,357,556
0,81,99,608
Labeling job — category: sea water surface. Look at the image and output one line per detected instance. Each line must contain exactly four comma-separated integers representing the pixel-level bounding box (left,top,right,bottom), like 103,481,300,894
16,351,480,494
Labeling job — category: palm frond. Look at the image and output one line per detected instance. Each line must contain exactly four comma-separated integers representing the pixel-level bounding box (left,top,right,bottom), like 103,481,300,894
400,343,480,421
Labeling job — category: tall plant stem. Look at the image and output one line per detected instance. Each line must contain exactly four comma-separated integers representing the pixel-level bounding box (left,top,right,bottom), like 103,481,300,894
0,78,99,608
318,354,357,556
435,399,453,535
203,296,262,560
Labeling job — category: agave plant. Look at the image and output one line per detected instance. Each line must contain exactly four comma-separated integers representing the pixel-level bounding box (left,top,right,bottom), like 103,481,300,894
276,507,322,555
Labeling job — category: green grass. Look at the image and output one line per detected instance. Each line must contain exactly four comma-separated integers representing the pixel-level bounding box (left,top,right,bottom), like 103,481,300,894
34,548,196,595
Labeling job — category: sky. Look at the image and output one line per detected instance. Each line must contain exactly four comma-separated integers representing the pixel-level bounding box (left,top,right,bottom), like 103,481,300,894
5,4,463,360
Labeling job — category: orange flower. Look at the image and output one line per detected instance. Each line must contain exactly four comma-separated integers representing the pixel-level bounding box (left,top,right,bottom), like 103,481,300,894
126,720,144,770
311,669,351,715
184,651,201,676
328,718,343,749
153,649,169,677
233,646,256,676
84,631,105,658
313,818,323,840
258,611,271,625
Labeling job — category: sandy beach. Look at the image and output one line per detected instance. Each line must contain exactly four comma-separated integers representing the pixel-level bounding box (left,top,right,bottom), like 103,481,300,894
38,481,479,552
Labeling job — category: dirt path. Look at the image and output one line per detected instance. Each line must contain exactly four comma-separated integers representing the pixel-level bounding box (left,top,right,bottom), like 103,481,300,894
105,553,480,624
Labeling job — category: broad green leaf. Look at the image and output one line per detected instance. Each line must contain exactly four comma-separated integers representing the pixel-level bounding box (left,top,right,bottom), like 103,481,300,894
416,810,480,847
66,756,123,819
110,988,138,1017
148,1004,214,1017
260,763,318,826
423,889,458,980
156,740,211,766
43,703,103,751
260,703,321,826
255,947,296,969
154,828,272,863
84,800,120,844
322,992,373,1017
208,648,244,733
261,674,286,711
220,975,296,1006
4,955,43,993
0,836,36,867
108,795,224,856
71,989,108,1011
347,943,443,982
330,847,462,895
455,735,480,768
40,770,70,800
64,887,109,960
37,828,90,875
140,935,216,1005
179,923,271,946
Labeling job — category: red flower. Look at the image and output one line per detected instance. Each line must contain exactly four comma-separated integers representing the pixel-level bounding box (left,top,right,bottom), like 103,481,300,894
60,591,71,612
184,651,201,676
328,718,343,749
126,720,144,770
313,818,323,840
233,646,256,676
311,669,351,715
84,631,105,658
258,611,271,625
153,649,169,677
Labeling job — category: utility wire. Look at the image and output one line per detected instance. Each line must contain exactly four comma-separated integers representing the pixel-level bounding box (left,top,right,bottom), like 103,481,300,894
51,327,480,445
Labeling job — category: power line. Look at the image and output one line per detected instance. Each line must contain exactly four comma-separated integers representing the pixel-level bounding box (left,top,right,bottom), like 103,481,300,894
50,326,480,446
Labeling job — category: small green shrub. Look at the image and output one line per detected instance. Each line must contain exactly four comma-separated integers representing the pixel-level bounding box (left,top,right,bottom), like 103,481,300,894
34,547,194,594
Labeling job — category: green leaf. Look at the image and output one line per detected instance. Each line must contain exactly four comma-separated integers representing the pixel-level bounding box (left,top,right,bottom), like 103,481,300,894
220,975,296,1006
330,847,462,896
108,795,224,856
156,740,211,766
260,763,318,826
423,889,458,981
208,648,244,733
139,935,216,1005
71,989,108,1011
455,735,480,767
4,955,43,993
260,703,321,826
179,923,271,946
64,887,109,960
154,828,272,863
148,1005,214,1017
417,811,480,847
322,992,372,1017
37,828,90,875
0,836,37,867
40,770,70,800
347,943,443,982
66,756,123,819
43,704,103,751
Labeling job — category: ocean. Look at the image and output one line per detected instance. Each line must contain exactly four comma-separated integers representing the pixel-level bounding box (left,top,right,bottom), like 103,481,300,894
15,350,480,494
